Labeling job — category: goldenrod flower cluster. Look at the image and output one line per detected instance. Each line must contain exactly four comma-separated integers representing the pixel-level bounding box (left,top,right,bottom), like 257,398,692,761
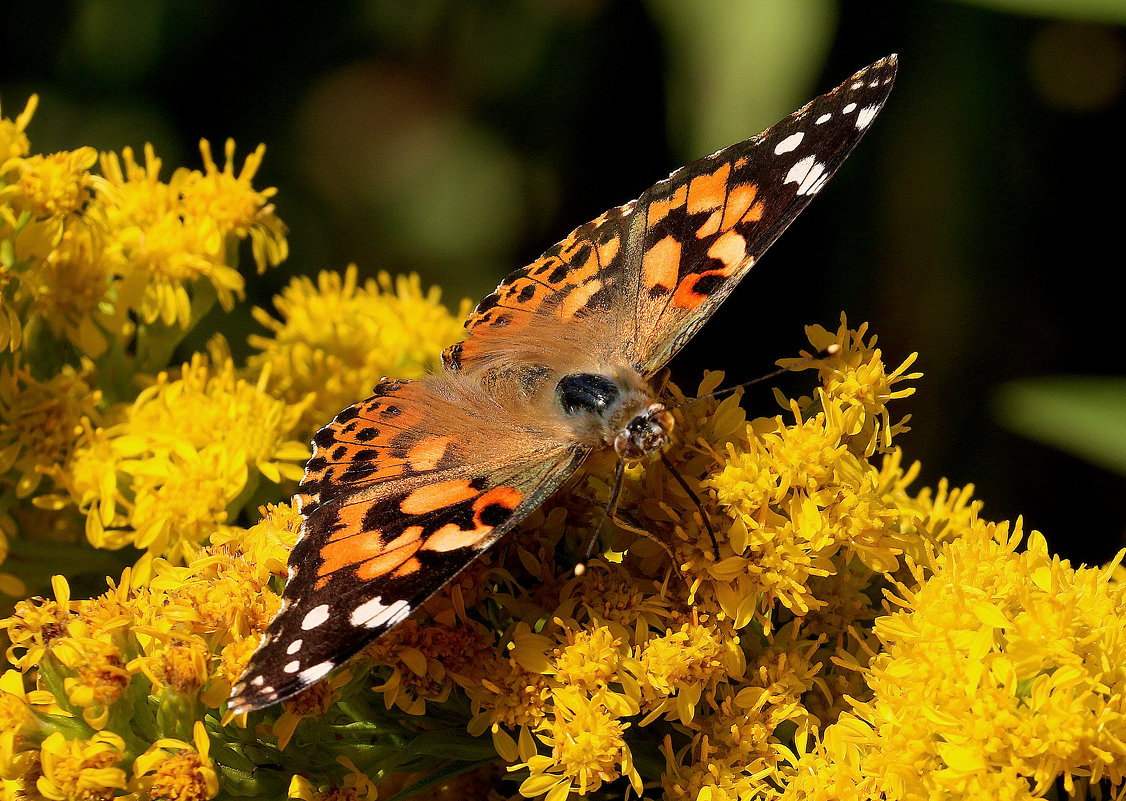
2,95,1125,801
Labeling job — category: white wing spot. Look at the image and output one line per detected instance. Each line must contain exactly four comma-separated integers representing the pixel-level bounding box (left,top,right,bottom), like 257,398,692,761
283,660,301,674
287,639,303,655
299,661,335,684
251,676,265,686
851,81,864,91
805,173,830,196
855,104,879,130
301,604,331,630
784,157,828,196
774,132,804,155
816,113,832,125
350,596,388,627
384,601,412,628
843,102,857,114
351,596,411,629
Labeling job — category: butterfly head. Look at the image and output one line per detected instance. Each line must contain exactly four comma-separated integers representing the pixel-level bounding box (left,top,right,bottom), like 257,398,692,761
614,402,674,461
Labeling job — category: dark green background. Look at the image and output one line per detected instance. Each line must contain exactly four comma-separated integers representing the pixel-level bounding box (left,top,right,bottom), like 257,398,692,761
3,1,1123,565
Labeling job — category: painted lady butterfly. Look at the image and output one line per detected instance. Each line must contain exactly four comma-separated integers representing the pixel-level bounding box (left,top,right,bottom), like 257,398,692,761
229,55,897,713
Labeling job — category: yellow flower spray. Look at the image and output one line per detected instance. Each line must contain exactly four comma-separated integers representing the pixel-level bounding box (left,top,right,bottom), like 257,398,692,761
2,93,1124,801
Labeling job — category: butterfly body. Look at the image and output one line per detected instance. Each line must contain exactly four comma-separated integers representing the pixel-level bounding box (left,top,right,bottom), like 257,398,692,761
230,55,897,714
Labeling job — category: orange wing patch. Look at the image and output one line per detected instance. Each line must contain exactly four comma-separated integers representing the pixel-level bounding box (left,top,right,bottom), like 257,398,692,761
642,235,682,297
400,479,479,515
686,161,729,215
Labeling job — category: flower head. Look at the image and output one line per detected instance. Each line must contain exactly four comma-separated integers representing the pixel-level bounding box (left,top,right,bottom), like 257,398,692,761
97,139,286,327
132,721,219,801
247,266,469,433
0,359,101,499
36,730,128,801
0,95,36,162
58,347,308,563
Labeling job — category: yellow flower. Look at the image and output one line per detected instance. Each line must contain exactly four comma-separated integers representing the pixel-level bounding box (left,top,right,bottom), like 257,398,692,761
271,668,354,751
146,546,279,642
288,757,378,801
703,327,917,623
785,316,920,456
3,575,73,671
127,345,310,483
467,650,552,742
519,686,642,801
98,140,285,327
11,218,120,355
635,616,743,725
54,633,131,729
786,520,1126,798
0,95,39,354
247,266,469,432
54,420,123,536
62,347,309,562
0,359,101,499
0,95,37,163
210,501,303,579
0,670,35,780
550,623,627,692
366,619,496,716
0,137,118,355
36,730,128,801
116,443,248,561
132,636,211,696
179,139,288,273
0,147,102,221
5,116,1121,801
132,721,219,801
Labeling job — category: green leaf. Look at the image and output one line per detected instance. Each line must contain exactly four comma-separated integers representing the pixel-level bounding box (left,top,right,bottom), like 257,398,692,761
993,377,1126,475
381,758,499,801
402,727,499,762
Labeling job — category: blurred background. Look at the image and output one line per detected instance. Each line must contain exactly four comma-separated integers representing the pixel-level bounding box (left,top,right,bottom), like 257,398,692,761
2,0,1123,565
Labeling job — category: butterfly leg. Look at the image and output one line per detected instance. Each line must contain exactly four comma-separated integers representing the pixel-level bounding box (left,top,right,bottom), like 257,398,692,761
660,451,719,559
574,458,627,576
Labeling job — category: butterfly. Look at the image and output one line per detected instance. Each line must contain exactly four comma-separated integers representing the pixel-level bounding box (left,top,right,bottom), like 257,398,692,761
229,55,897,714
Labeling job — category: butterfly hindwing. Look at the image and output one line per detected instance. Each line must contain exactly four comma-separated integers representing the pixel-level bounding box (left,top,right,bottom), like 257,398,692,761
441,202,634,372
229,378,586,712
443,55,897,376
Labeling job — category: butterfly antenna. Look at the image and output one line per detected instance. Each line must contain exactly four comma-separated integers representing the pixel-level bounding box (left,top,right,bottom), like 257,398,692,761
575,458,627,577
671,344,841,410
660,452,719,559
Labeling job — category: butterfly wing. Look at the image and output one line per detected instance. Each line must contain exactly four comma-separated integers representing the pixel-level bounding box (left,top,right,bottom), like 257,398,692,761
443,55,897,375
229,377,586,713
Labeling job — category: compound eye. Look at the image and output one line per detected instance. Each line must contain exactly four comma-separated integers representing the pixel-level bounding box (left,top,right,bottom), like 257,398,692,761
556,373,621,418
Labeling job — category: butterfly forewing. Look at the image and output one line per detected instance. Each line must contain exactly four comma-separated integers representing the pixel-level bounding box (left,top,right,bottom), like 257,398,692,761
625,55,897,372
443,55,897,375
231,56,897,714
